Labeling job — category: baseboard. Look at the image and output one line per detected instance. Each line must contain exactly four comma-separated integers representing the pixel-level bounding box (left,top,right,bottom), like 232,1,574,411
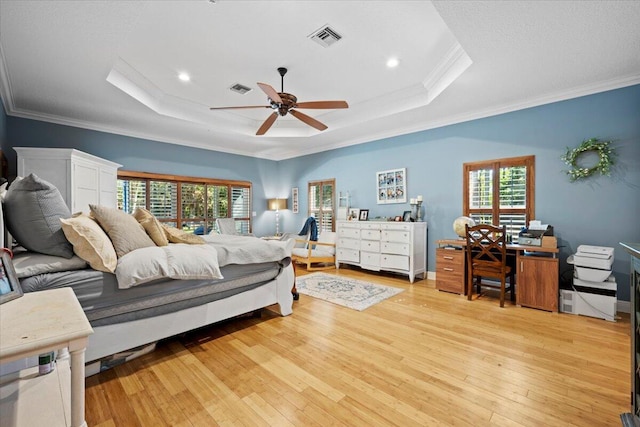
430,270,631,314
617,300,630,314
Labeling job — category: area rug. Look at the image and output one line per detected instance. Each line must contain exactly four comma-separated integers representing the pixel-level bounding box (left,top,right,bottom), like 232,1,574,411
295,273,404,311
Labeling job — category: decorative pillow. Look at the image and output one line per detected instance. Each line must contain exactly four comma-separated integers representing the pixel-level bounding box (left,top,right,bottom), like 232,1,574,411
132,207,168,246
60,214,118,272
89,204,155,258
162,225,205,245
3,173,74,258
12,251,88,279
115,244,223,289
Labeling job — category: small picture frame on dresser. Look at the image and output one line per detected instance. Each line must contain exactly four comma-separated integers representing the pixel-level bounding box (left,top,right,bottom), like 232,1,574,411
359,209,369,221
402,210,413,222
0,251,22,304
348,208,360,221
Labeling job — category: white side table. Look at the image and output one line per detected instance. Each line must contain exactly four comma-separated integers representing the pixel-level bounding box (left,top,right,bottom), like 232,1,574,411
0,288,93,427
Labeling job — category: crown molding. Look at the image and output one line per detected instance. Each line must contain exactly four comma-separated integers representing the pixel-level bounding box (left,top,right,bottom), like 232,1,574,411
2,74,639,161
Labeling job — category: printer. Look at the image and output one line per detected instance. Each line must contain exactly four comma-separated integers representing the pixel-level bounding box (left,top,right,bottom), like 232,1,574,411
518,221,554,246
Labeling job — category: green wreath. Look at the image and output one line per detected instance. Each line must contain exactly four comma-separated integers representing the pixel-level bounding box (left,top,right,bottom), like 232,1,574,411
561,138,615,182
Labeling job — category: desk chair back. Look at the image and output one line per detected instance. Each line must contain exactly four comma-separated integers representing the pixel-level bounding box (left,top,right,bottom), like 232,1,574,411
465,223,514,307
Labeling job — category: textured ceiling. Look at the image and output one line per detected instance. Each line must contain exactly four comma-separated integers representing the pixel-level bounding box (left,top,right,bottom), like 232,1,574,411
1,1,639,160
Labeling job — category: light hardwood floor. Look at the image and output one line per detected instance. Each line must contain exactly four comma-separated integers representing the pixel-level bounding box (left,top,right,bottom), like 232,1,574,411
85,268,630,426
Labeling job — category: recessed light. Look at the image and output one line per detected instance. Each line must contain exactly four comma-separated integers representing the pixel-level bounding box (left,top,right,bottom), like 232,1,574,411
178,72,190,82
386,58,399,68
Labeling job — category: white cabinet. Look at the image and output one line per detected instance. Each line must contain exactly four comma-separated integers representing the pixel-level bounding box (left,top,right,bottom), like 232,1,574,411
336,220,427,283
14,147,122,213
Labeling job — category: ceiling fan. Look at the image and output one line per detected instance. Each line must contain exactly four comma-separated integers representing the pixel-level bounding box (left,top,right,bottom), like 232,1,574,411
210,67,349,135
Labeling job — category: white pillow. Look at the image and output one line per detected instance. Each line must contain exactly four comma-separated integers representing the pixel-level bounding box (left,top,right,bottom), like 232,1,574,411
116,244,223,289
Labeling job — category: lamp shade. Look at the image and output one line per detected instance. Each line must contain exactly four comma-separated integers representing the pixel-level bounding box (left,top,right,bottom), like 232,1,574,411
267,198,287,211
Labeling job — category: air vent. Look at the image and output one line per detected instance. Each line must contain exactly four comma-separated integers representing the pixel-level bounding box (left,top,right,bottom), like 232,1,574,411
229,83,252,95
308,25,342,48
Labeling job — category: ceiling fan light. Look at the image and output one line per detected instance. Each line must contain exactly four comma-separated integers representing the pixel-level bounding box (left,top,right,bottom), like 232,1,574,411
386,58,399,68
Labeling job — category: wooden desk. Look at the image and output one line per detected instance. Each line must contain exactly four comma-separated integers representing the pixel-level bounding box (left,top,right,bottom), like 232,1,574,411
436,239,559,311
0,288,94,427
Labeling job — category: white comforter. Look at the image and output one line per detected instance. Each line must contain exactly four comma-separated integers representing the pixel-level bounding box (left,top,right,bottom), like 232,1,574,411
116,234,292,289
200,234,292,266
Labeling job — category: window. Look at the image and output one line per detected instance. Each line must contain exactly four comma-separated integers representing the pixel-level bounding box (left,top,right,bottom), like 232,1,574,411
463,156,534,242
118,171,252,234
308,179,335,232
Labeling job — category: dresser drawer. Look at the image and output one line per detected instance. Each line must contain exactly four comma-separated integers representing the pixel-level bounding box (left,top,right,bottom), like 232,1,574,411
381,242,410,256
380,223,411,232
337,248,359,263
361,229,381,240
360,222,381,230
361,252,380,269
360,240,380,252
338,238,360,250
380,254,409,271
338,227,360,239
381,230,410,243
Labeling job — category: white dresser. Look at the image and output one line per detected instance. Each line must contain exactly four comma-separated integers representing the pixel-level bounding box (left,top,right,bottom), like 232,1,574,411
15,147,121,213
336,220,427,283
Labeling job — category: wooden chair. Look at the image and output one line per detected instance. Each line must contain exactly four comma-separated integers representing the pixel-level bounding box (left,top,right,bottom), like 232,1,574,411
465,224,515,307
290,231,337,271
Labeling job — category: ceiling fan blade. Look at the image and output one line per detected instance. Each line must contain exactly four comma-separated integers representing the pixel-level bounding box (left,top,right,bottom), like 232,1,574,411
210,105,271,110
257,82,283,104
256,112,279,135
293,101,349,109
289,109,328,131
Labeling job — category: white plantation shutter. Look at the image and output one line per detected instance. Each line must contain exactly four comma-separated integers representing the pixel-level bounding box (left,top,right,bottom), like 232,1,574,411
117,179,146,214
150,181,177,219
308,180,335,232
468,169,493,210
231,187,251,234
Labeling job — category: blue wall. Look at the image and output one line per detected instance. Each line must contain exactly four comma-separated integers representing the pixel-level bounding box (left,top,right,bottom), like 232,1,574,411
279,85,640,300
3,85,639,300
5,117,280,235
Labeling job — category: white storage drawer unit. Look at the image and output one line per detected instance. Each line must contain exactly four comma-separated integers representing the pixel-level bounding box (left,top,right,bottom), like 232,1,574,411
337,248,359,263
15,147,122,213
336,220,427,283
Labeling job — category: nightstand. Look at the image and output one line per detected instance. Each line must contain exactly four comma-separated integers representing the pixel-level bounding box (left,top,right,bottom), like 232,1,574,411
0,288,93,427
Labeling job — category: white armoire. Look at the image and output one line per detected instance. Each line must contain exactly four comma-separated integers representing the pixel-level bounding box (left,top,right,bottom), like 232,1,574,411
14,147,122,213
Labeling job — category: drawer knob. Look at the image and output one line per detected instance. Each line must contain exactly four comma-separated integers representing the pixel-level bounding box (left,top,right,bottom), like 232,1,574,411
443,268,454,272
443,256,453,260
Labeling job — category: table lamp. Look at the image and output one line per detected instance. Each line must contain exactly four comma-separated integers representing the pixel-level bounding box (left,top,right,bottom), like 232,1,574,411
267,198,287,236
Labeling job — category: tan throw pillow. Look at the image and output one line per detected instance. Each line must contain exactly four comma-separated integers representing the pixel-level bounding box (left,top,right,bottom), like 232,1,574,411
60,214,117,272
133,207,168,246
162,225,205,245
89,204,156,258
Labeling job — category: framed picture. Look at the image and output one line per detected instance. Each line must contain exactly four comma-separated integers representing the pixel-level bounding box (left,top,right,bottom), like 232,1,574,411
348,208,360,221
376,168,407,204
402,210,413,222
359,209,369,221
0,251,22,304
291,187,299,214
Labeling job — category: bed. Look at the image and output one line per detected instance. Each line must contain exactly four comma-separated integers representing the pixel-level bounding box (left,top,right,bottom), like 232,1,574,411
1,174,294,368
